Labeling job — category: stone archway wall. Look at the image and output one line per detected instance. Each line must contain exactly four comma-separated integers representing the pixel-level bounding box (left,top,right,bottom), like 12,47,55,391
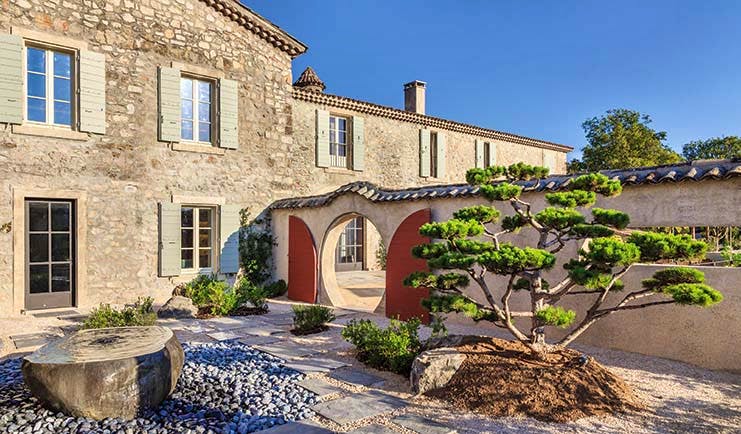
272,176,741,371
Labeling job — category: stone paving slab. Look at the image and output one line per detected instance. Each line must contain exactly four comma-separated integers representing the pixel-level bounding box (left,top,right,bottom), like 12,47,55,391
297,377,345,397
29,309,79,318
205,316,253,330
312,390,406,426
257,419,334,433
391,414,457,434
261,313,295,326
234,323,287,337
206,331,242,341
10,332,63,350
286,357,351,374
347,425,397,434
238,335,282,346
329,367,385,387
254,341,322,360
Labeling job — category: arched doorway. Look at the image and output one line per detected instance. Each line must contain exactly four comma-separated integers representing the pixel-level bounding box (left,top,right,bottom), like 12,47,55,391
319,213,386,313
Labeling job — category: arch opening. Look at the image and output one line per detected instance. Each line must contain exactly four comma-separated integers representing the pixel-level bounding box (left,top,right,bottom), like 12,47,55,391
319,213,386,314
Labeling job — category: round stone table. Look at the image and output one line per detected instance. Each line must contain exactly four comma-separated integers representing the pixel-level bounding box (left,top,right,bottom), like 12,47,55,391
22,326,184,420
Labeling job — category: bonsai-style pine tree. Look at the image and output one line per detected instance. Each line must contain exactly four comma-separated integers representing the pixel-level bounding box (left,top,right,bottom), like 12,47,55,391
405,163,723,354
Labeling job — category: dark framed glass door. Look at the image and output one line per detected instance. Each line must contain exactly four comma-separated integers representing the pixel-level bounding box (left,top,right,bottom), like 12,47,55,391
335,216,365,272
25,200,75,310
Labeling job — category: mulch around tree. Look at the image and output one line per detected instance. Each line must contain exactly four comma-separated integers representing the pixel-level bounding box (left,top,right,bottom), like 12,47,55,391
426,337,645,422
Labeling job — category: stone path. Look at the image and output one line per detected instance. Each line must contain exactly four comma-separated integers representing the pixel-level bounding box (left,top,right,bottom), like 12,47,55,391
311,390,407,425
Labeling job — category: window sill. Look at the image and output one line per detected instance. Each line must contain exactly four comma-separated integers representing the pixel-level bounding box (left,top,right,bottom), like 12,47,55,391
323,166,358,175
172,142,225,155
12,124,89,141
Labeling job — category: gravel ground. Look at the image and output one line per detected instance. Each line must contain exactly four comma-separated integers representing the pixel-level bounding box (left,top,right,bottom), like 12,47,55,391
0,342,317,434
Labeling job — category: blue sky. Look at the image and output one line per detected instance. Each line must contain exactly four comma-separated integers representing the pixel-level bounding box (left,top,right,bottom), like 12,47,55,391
250,0,741,160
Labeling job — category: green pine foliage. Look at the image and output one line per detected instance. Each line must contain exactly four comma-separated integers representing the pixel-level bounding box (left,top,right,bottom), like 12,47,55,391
401,162,722,353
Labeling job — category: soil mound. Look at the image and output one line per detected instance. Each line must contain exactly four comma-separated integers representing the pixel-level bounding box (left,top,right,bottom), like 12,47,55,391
425,337,644,422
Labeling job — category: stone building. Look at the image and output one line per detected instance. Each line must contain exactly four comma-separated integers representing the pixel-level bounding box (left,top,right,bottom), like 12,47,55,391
0,0,570,316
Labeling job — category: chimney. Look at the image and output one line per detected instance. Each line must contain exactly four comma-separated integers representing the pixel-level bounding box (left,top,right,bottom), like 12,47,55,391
404,80,426,115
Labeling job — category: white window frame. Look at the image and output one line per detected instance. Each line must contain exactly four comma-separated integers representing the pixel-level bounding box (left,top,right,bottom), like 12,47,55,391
180,206,216,274
430,131,439,178
180,75,215,146
329,114,351,168
22,43,76,129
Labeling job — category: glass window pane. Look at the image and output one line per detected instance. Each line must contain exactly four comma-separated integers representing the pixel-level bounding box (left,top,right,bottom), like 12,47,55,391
54,101,72,126
29,202,48,231
181,208,194,227
53,52,72,78
27,97,46,122
181,120,193,141
181,229,194,248
330,117,335,129
199,229,211,249
27,73,46,98
198,209,212,227
181,78,193,99
51,263,70,292
29,233,49,263
198,102,210,122
51,234,70,262
54,77,71,101
50,203,70,231
338,131,346,144
198,122,211,143
29,264,49,294
27,48,45,73
181,249,193,269
198,81,211,101
338,118,346,130
199,249,211,268
181,99,193,120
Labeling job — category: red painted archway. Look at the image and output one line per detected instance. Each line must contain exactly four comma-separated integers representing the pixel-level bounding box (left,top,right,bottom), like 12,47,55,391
288,215,317,303
385,208,431,323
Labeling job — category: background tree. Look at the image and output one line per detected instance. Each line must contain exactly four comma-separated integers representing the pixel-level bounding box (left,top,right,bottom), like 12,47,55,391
568,109,682,172
405,163,722,355
682,136,741,160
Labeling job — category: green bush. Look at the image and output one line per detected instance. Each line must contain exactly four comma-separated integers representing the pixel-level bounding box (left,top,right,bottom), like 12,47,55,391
263,279,288,298
292,304,335,335
82,297,156,329
341,318,422,375
235,277,269,309
721,247,741,267
182,274,221,306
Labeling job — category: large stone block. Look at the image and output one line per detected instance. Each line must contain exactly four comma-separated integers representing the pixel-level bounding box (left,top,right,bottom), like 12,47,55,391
410,347,465,395
22,326,184,420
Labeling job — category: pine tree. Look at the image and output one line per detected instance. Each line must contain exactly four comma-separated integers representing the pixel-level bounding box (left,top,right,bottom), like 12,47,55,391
405,163,722,354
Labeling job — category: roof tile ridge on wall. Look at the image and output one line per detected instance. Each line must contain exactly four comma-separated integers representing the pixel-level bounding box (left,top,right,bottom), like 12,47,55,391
201,0,307,57
292,88,573,152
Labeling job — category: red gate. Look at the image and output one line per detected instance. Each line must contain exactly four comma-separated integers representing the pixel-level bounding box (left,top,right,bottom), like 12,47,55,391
385,208,431,323
287,215,317,303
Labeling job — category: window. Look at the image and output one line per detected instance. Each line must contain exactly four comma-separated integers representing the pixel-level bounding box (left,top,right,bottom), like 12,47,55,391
483,142,492,168
181,207,214,271
25,46,74,127
329,115,349,168
181,77,214,144
430,132,439,177
336,216,364,265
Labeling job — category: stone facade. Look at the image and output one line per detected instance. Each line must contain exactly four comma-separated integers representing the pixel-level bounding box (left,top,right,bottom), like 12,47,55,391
0,0,569,316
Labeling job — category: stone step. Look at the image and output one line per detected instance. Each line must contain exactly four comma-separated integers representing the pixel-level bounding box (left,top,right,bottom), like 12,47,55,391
312,390,406,425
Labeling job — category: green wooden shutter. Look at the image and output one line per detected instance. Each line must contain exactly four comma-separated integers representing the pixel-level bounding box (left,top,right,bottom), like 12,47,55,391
158,66,181,142
218,79,239,149
419,129,431,177
488,142,497,167
352,116,365,171
0,34,23,125
437,132,447,178
78,50,106,134
159,202,181,277
219,204,241,274
316,109,330,168
475,139,484,168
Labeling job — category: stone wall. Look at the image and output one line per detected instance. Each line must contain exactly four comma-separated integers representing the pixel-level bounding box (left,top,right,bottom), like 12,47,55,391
0,0,301,316
290,98,568,191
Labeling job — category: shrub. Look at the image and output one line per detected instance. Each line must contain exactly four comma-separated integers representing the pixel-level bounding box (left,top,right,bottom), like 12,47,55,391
82,297,156,329
292,304,335,335
263,279,288,298
720,247,741,267
182,274,221,306
341,318,422,375
235,277,268,309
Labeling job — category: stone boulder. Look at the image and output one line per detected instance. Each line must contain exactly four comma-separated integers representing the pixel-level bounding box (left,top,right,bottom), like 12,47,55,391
158,295,198,319
410,347,466,395
22,326,184,420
